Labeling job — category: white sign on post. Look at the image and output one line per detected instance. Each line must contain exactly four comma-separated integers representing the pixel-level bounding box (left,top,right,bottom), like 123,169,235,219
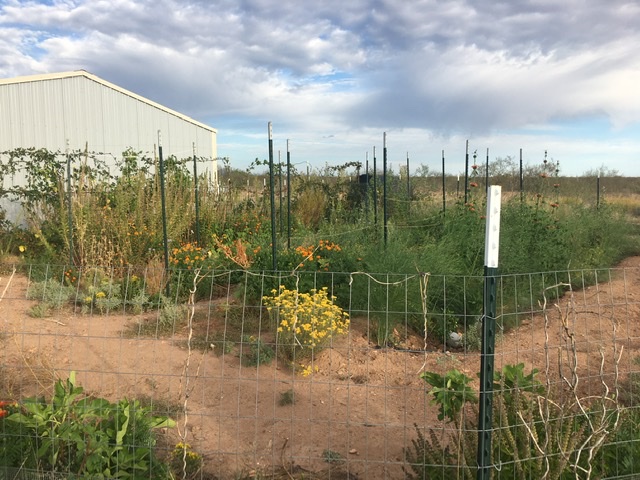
484,186,502,268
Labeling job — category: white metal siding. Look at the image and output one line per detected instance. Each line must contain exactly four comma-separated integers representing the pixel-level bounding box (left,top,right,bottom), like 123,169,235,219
0,72,217,182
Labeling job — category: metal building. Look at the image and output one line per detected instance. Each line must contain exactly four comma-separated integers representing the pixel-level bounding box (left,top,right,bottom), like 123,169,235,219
0,70,218,182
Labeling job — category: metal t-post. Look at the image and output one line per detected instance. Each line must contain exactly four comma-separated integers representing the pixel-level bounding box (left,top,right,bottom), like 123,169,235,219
373,146,378,225
477,185,502,480
383,133,388,247
192,143,200,245
441,150,446,215
286,140,291,250
268,123,277,271
158,131,170,297
65,142,74,266
464,140,469,204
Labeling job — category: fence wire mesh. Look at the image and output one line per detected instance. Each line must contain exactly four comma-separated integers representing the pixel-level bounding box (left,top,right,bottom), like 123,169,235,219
1,262,640,479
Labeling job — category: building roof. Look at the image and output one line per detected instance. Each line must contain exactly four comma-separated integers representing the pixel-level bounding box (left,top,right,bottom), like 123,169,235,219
0,70,216,133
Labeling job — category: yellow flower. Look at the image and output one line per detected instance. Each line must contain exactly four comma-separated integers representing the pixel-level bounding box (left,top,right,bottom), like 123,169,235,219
18,245,26,252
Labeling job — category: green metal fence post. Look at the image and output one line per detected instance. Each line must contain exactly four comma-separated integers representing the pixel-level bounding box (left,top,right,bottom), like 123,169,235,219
464,139,469,204
65,142,74,266
373,146,378,225
383,132,388,247
158,131,170,297
268,122,277,271
477,185,502,480
286,140,291,250
441,150,446,215
192,143,200,245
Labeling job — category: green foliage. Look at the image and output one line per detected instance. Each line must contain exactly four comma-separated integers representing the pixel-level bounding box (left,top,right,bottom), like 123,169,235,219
278,389,295,406
420,369,477,422
411,364,617,479
493,362,544,397
403,423,476,480
429,311,460,347
0,372,174,479
169,442,203,479
241,335,274,366
26,278,77,310
158,301,188,332
322,449,345,465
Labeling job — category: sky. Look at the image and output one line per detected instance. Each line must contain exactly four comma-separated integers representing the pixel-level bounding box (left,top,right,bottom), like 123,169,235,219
1,0,639,176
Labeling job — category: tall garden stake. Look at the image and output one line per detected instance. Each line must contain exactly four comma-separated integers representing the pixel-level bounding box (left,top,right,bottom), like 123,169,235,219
286,140,291,249
519,148,524,203
485,147,489,197
158,131,170,297
441,150,446,215
406,151,411,214
464,140,469,204
65,140,74,266
373,146,378,225
365,151,370,219
192,143,200,245
383,133,388,247
268,122,277,270
278,150,283,235
477,185,502,480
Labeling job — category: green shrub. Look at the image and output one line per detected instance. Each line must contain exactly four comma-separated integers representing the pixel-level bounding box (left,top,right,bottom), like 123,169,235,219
407,364,617,479
26,278,76,310
0,372,174,478
241,335,274,366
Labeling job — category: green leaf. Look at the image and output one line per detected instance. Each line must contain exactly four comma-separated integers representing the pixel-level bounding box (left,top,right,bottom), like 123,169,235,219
116,402,130,446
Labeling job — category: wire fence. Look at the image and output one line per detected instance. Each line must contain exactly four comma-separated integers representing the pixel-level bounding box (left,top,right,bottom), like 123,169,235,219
1,261,640,479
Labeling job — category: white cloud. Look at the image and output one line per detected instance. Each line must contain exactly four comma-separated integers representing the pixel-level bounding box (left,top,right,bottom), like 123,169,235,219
1,0,640,175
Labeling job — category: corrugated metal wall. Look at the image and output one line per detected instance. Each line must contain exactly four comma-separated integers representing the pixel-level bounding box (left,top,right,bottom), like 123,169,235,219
0,73,217,182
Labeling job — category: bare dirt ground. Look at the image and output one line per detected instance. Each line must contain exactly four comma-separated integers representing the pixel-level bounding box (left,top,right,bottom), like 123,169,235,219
1,257,640,479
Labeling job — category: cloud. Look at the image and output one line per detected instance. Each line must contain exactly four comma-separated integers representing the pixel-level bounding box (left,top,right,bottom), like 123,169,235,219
1,0,640,174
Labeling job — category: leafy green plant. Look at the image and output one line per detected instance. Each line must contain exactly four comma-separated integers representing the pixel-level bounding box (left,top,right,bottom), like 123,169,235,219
159,301,188,332
0,372,174,478
322,449,345,465
242,335,274,366
279,389,295,406
410,364,617,480
420,369,477,422
26,278,76,310
403,423,477,480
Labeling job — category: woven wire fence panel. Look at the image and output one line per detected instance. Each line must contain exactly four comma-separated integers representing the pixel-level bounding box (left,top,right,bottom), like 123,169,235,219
1,262,640,479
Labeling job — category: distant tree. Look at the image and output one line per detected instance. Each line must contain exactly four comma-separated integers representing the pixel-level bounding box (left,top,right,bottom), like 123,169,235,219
486,156,518,177
415,163,432,177
582,165,622,177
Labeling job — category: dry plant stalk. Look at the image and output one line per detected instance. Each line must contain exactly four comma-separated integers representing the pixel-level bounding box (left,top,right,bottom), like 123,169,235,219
531,283,622,480
176,268,207,480
213,235,252,269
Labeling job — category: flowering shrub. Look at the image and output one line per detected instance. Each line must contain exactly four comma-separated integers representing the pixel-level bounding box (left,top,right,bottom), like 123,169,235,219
263,286,349,375
169,242,219,299
295,239,342,271
170,442,203,478
170,242,211,270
